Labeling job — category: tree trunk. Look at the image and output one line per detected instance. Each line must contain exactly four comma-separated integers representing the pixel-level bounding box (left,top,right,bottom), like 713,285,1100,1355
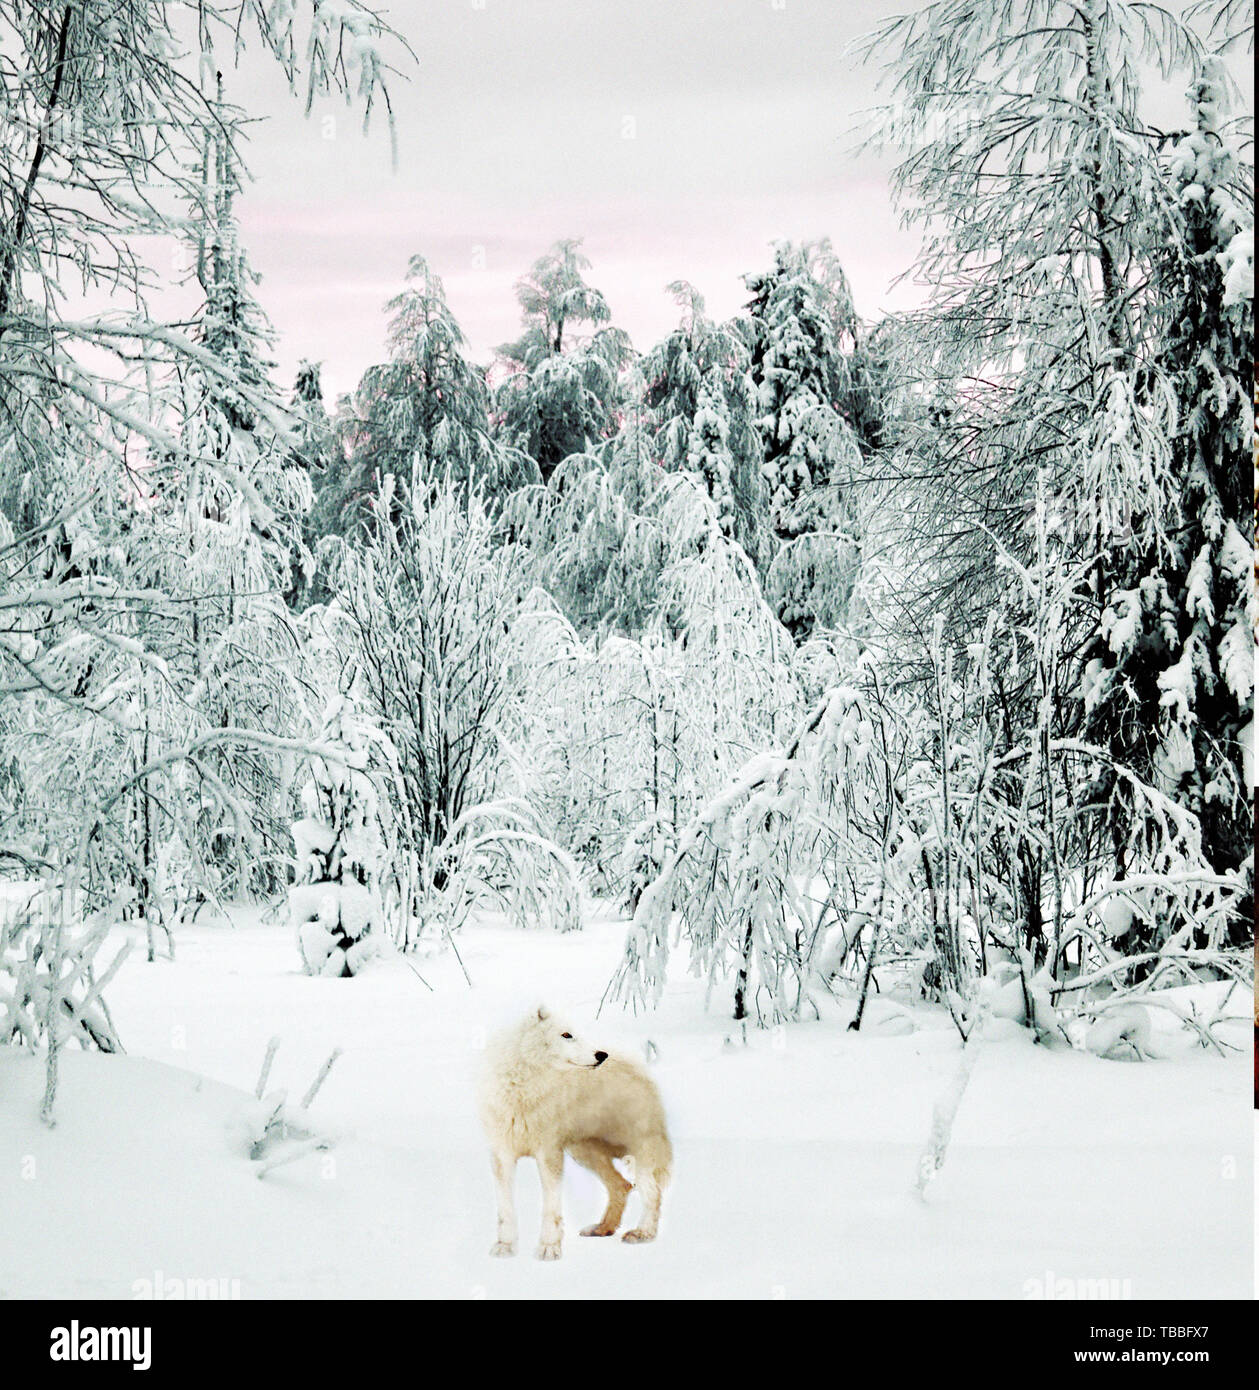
0,5,73,333
733,919,754,1021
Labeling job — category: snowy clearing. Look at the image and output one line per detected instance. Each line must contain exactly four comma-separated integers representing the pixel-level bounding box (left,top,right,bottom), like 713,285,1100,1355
2,908,1250,1300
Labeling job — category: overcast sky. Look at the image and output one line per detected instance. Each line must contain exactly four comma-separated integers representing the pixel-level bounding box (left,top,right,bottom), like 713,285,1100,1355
223,0,920,401
218,0,1252,403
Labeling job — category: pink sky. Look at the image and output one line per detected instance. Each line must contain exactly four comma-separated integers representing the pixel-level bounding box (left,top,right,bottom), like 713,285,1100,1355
225,0,924,401
216,0,1251,404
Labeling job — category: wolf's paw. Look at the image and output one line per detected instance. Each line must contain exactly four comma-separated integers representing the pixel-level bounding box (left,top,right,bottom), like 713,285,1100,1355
535,1240,563,1261
580,1223,618,1237
489,1241,516,1258
621,1228,656,1244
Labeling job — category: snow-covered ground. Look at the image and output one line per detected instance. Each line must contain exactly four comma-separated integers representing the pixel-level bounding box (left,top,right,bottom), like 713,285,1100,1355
1,908,1252,1299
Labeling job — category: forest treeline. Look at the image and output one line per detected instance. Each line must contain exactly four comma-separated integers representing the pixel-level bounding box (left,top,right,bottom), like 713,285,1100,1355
0,1,1251,1115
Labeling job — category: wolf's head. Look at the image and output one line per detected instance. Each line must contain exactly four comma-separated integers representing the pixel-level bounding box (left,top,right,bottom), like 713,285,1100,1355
525,1005,608,1070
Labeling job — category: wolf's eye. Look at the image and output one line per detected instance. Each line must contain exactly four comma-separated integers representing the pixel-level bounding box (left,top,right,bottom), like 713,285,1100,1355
560,1032,572,1039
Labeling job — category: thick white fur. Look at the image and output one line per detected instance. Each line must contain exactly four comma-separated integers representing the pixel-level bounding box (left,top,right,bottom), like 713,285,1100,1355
478,1005,672,1260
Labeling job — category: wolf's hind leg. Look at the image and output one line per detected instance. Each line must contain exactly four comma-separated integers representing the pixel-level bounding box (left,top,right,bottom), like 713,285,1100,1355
569,1139,632,1236
489,1150,517,1257
622,1165,667,1244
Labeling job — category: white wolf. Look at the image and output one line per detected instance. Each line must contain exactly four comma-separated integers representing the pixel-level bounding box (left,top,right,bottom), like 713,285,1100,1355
478,1005,672,1260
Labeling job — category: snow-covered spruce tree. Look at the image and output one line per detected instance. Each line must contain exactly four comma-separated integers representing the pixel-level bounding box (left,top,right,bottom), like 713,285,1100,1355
292,693,384,978
642,282,768,568
502,423,672,635
858,0,1252,956
311,255,520,547
858,0,1206,650
641,282,707,470
685,377,738,542
289,359,337,605
1080,61,1253,946
293,360,333,462
493,240,631,483
743,240,864,640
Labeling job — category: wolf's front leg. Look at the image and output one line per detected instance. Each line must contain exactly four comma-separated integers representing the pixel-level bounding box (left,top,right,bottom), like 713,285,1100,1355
489,1150,518,1257
536,1147,565,1260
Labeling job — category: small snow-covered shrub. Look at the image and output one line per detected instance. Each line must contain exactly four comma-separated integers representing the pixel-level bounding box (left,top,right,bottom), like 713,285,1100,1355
1084,1004,1153,1060
420,799,583,936
0,882,128,1055
292,695,384,978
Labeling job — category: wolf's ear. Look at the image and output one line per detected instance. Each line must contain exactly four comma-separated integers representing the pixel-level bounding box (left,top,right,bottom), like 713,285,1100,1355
536,1004,549,1021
